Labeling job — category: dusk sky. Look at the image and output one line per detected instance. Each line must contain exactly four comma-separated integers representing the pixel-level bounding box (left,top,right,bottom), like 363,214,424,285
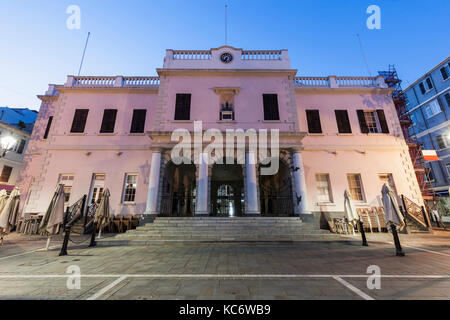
0,0,449,110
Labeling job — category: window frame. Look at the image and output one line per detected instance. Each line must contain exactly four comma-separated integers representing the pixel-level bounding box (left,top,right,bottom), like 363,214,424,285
305,109,322,134
100,109,118,134
70,109,89,134
122,173,138,203
0,165,13,183
130,109,147,134
174,94,192,121
262,94,280,121
335,110,352,134
424,100,441,119
315,173,333,203
346,173,365,202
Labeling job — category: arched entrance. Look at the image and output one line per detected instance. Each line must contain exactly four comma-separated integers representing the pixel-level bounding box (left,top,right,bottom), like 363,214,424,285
161,162,196,216
259,159,293,216
211,161,244,216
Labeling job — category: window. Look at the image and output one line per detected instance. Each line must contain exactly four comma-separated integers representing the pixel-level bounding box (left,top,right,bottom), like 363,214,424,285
424,100,441,118
347,174,364,201
130,109,147,133
436,134,450,149
63,186,72,203
70,109,89,133
0,166,13,183
100,109,118,133
441,67,449,80
15,139,26,154
357,110,389,134
335,110,352,134
123,174,138,203
43,116,53,139
446,163,450,177
90,174,105,204
306,110,322,134
419,77,433,94
410,113,417,126
58,174,74,203
445,93,450,108
316,174,332,203
174,94,191,120
262,94,280,121
378,173,398,199
425,166,435,182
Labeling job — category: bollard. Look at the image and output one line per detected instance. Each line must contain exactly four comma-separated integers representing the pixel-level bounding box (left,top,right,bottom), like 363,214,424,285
359,219,368,246
390,223,405,256
89,222,97,247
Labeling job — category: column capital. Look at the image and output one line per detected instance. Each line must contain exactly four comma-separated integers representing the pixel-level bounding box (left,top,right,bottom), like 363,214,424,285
150,147,164,153
290,147,304,154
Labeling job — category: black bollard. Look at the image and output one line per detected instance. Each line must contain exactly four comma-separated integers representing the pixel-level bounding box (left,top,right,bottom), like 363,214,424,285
59,227,71,256
359,219,368,246
89,222,97,247
390,223,405,256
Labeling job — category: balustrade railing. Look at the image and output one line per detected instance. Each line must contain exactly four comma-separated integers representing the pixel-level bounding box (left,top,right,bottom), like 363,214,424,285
75,77,115,86
294,77,329,88
241,50,282,60
172,51,212,60
294,76,382,88
336,77,377,88
123,77,160,86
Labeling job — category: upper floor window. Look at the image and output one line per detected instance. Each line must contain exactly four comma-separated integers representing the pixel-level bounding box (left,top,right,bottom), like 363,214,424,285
425,166,435,183
130,109,147,133
43,116,53,139
174,94,191,121
306,110,322,134
419,77,433,94
100,109,118,133
424,100,441,118
70,109,89,133
441,66,449,80
335,110,352,134
357,110,389,134
0,165,12,183
14,139,26,154
446,163,450,178
262,94,280,121
436,134,450,150
444,93,450,108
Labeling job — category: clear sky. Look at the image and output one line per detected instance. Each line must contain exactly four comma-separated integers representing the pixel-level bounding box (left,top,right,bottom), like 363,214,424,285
0,0,449,110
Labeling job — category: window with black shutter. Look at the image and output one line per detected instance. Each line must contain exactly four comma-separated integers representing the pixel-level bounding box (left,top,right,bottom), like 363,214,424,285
376,109,390,133
43,116,53,139
263,94,280,121
335,110,352,133
70,109,89,133
306,110,322,134
174,94,191,121
445,93,450,108
441,67,449,80
130,109,147,133
0,166,12,183
100,109,118,133
357,110,369,133
16,139,26,154
419,82,426,95
426,77,433,90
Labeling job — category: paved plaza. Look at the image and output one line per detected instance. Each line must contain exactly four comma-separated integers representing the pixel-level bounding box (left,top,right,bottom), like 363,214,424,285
0,231,449,300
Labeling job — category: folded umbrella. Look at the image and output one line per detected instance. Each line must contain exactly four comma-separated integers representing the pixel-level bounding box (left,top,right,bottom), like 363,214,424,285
94,188,111,237
0,187,20,234
40,184,65,235
382,183,405,231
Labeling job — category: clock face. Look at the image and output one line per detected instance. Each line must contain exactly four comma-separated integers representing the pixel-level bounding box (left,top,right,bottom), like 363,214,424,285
220,52,233,63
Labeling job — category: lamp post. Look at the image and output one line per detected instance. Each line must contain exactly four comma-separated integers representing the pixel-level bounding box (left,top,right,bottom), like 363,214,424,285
0,136,17,157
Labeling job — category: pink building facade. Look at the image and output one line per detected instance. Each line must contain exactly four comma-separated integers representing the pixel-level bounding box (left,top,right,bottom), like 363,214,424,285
17,46,423,220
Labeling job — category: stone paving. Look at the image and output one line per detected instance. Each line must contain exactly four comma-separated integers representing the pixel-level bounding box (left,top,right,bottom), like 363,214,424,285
0,231,449,300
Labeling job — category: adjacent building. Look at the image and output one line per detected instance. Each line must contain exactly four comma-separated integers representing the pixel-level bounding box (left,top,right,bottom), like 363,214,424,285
17,46,423,221
404,56,450,207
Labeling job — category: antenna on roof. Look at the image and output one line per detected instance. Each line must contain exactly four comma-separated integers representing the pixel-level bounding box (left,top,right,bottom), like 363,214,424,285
77,32,91,76
356,34,372,77
225,4,228,45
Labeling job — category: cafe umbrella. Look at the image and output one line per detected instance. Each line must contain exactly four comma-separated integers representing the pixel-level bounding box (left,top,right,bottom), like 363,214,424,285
0,189,9,213
0,187,20,245
94,188,111,239
381,183,405,256
39,184,66,250
344,189,359,235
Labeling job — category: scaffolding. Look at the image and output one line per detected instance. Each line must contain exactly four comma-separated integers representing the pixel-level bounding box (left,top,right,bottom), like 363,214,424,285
378,66,435,202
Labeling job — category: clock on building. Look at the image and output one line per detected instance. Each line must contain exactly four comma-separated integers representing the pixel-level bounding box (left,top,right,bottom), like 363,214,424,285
220,52,233,63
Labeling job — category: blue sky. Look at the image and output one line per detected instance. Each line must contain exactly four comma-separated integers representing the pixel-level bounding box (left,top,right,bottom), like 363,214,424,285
0,0,449,110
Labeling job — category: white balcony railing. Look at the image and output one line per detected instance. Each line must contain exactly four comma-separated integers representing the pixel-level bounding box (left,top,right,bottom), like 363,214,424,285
241,50,282,60
172,51,212,60
294,76,385,89
66,76,160,88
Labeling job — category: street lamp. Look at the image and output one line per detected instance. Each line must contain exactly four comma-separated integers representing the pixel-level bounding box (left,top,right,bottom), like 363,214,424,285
0,136,17,157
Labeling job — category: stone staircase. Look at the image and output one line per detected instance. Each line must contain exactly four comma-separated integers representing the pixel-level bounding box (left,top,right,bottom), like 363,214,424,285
97,217,342,246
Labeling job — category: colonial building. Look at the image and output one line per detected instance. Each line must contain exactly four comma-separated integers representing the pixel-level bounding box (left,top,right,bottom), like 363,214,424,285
17,46,423,220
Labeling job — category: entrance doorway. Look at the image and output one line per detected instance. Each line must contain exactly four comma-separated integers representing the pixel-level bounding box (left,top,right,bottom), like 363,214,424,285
161,162,196,216
259,159,293,216
211,161,244,216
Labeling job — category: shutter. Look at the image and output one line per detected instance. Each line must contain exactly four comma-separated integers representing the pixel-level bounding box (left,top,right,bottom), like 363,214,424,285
100,109,118,133
263,94,271,120
130,110,147,133
419,82,426,95
335,110,351,134
174,94,191,120
263,94,280,121
377,109,390,134
445,93,450,107
441,67,449,80
43,116,53,139
0,166,12,183
70,109,89,133
426,77,433,90
17,139,26,154
357,110,369,133
306,110,322,134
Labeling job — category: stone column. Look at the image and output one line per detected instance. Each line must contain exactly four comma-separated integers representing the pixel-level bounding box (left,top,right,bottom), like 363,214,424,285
245,151,260,215
292,148,310,215
145,148,162,216
195,153,209,216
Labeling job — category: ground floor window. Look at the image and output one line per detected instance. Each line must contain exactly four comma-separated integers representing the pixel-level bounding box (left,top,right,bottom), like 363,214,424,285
347,174,364,201
0,165,13,183
58,174,74,203
123,173,138,203
316,174,332,203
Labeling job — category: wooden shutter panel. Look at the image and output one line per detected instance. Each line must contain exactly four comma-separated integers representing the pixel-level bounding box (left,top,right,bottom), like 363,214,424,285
263,94,280,121
357,110,369,134
130,110,147,133
0,166,12,183
419,82,426,94
306,110,322,134
17,139,26,154
376,109,390,134
43,116,53,139
174,94,191,120
70,109,89,133
100,109,118,133
335,110,351,134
